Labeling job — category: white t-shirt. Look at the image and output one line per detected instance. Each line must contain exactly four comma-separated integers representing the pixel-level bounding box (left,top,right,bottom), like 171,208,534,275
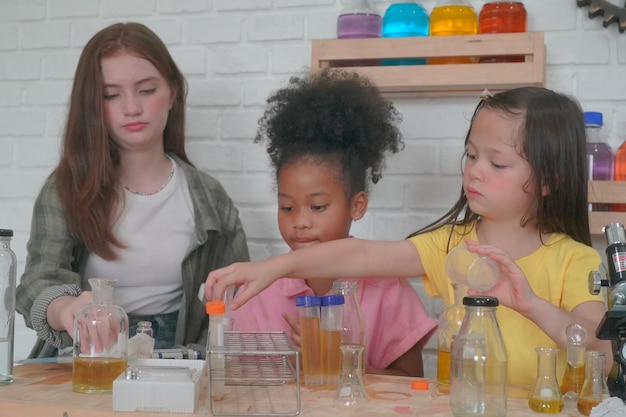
83,158,195,315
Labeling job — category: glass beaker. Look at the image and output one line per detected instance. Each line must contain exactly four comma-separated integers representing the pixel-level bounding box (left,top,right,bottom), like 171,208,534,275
529,347,564,413
73,278,129,394
577,351,610,416
335,344,368,406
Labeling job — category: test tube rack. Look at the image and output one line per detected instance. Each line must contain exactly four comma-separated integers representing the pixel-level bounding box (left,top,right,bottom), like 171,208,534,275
207,331,300,416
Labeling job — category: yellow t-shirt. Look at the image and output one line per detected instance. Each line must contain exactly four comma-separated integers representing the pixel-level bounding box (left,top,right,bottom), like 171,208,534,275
409,223,604,387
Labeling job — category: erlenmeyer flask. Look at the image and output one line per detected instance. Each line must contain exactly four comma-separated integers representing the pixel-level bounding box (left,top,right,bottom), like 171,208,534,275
335,344,368,407
577,351,610,416
73,278,129,394
560,323,587,401
529,347,564,413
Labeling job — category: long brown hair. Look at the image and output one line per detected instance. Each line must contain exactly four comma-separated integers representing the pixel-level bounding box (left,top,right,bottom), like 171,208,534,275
408,87,591,248
55,22,190,260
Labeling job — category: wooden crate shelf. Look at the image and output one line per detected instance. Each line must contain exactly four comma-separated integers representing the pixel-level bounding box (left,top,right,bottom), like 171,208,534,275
588,181,626,235
310,32,546,98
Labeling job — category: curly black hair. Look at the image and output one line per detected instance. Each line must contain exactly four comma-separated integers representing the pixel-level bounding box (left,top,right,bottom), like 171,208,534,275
255,68,403,197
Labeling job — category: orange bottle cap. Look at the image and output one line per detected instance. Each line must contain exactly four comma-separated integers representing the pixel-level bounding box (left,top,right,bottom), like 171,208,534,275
206,300,226,315
411,379,429,390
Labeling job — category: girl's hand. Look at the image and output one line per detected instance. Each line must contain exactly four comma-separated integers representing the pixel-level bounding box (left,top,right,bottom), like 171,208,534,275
282,313,302,350
465,240,540,316
205,259,280,310
49,292,94,335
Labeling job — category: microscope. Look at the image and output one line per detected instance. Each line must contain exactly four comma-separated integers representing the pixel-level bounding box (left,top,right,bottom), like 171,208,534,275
589,222,626,399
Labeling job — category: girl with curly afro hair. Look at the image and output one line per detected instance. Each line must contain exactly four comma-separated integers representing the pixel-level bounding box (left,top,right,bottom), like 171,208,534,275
231,69,437,378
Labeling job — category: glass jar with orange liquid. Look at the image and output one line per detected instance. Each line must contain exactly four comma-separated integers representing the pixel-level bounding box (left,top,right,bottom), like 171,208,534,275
429,0,477,65
478,1,527,62
321,294,344,386
73,278,129,393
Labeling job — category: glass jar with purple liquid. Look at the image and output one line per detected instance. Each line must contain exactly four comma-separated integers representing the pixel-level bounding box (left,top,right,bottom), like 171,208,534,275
337,0,382,39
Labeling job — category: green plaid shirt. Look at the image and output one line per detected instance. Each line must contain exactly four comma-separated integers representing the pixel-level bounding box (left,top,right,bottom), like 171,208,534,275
16,154,249,357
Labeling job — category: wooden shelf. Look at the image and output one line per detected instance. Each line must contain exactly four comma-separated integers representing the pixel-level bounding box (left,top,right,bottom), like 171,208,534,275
588,181,626,235
310,32,546,98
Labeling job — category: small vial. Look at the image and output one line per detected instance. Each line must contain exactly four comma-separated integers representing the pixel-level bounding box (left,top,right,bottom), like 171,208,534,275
136,321,153,338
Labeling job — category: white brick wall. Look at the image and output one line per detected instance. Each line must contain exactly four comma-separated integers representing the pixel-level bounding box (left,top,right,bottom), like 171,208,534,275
2,1,623,378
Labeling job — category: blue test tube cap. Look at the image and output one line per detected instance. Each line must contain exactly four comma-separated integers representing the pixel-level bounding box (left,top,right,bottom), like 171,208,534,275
321,294,344,306
296,295,322,307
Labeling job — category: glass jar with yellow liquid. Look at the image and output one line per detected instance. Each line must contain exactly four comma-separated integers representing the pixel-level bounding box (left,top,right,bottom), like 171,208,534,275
429,0,477,64
73,278,129,393
437,283,467,393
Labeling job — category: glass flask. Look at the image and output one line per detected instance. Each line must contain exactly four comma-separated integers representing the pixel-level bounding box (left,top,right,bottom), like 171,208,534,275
528,347,564,414
437,283,468,393
429,0,478,64
73,278,129,394
577,351,610,416
335,344,368,406
332,280,366,375
560,323,587,399
450,296,507,417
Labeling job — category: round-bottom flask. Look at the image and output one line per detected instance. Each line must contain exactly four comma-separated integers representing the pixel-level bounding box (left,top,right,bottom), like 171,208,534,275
73,278,129,394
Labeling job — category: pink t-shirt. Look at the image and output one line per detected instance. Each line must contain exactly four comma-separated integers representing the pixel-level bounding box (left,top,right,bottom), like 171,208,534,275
231,277,437,369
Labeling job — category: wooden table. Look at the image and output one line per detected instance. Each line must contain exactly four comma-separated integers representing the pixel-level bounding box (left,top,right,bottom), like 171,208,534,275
1,363,582,416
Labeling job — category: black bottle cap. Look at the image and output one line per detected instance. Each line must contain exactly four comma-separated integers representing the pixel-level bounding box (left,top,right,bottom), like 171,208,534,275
0,229,13,237
463,296,499,307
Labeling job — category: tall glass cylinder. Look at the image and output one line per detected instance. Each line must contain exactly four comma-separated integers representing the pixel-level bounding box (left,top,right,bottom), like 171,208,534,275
332,280,366,374
0,229,16,386
73,278,129,394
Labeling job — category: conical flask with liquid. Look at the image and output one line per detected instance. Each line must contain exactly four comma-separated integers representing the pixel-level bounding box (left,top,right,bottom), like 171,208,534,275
73,278,129,393
560,323,587,399
529,347,564,413
577,351,610,416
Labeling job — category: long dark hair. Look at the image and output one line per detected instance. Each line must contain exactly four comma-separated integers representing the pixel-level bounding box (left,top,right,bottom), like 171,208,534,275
408,87,590,247
55,22,190,260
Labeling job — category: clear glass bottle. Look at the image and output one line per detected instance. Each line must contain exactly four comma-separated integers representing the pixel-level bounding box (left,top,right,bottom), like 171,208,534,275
478,2,527,62
381,2,429,65
0,229,16,386
437,283,468,393
297,295,323,386
321,294,344,386
429,0,478,64
577,351,610,416
560,323,587,399
337,0,382,39
529,347,564,414
332,280,366,375
450,296,507,417
72,278,129,394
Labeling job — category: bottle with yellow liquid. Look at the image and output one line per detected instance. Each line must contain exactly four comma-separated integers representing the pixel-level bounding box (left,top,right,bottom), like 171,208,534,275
437,282,467,393
429,0,477,64
73,278,129,393
529,347,564,414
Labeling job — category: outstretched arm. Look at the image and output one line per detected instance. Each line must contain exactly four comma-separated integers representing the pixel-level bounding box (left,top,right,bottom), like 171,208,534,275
205,238,422,309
